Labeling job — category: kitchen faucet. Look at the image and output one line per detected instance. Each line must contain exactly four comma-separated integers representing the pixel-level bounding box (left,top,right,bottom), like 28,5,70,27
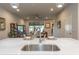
39,30,44,43
39,33,42,43
30,27,44,43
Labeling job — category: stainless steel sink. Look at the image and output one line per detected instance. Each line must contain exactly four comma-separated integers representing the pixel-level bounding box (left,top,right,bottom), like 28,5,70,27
21,44,60,51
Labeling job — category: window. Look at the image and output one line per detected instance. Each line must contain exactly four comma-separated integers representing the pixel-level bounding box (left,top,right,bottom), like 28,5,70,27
29,22,44,33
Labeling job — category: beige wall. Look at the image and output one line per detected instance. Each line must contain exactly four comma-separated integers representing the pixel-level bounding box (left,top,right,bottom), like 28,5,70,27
54,4,78,39
0,6,55,39
0,4,78,39
17,19,55,35
78,4,79,40
44,20,55,36
0,7,20,39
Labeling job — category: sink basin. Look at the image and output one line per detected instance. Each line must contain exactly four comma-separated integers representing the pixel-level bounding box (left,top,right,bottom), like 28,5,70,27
21,44,60,51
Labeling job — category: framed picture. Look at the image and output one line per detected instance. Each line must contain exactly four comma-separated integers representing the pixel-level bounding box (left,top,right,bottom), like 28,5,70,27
45,23,50,28
0,17,5,30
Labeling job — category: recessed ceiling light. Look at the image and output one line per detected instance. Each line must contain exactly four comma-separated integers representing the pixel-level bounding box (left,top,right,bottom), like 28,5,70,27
56,3,64,8
12,6,18,9
16,9,20,12
57,5,63,8
10,3,19,9
50,8,54,11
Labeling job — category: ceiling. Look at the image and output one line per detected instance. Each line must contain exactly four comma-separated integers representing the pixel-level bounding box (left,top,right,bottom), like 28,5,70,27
0,3,68,19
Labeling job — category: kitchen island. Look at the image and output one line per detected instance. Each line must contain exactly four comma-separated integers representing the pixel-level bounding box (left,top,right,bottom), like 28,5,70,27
0,38,79,55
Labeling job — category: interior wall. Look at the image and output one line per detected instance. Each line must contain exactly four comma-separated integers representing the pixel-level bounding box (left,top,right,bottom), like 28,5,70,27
17,19,55,36
0,7,20,39
54,4,78,39
78,4,79,40
0,6,56,39
1,4,78,39
44,20,55,36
